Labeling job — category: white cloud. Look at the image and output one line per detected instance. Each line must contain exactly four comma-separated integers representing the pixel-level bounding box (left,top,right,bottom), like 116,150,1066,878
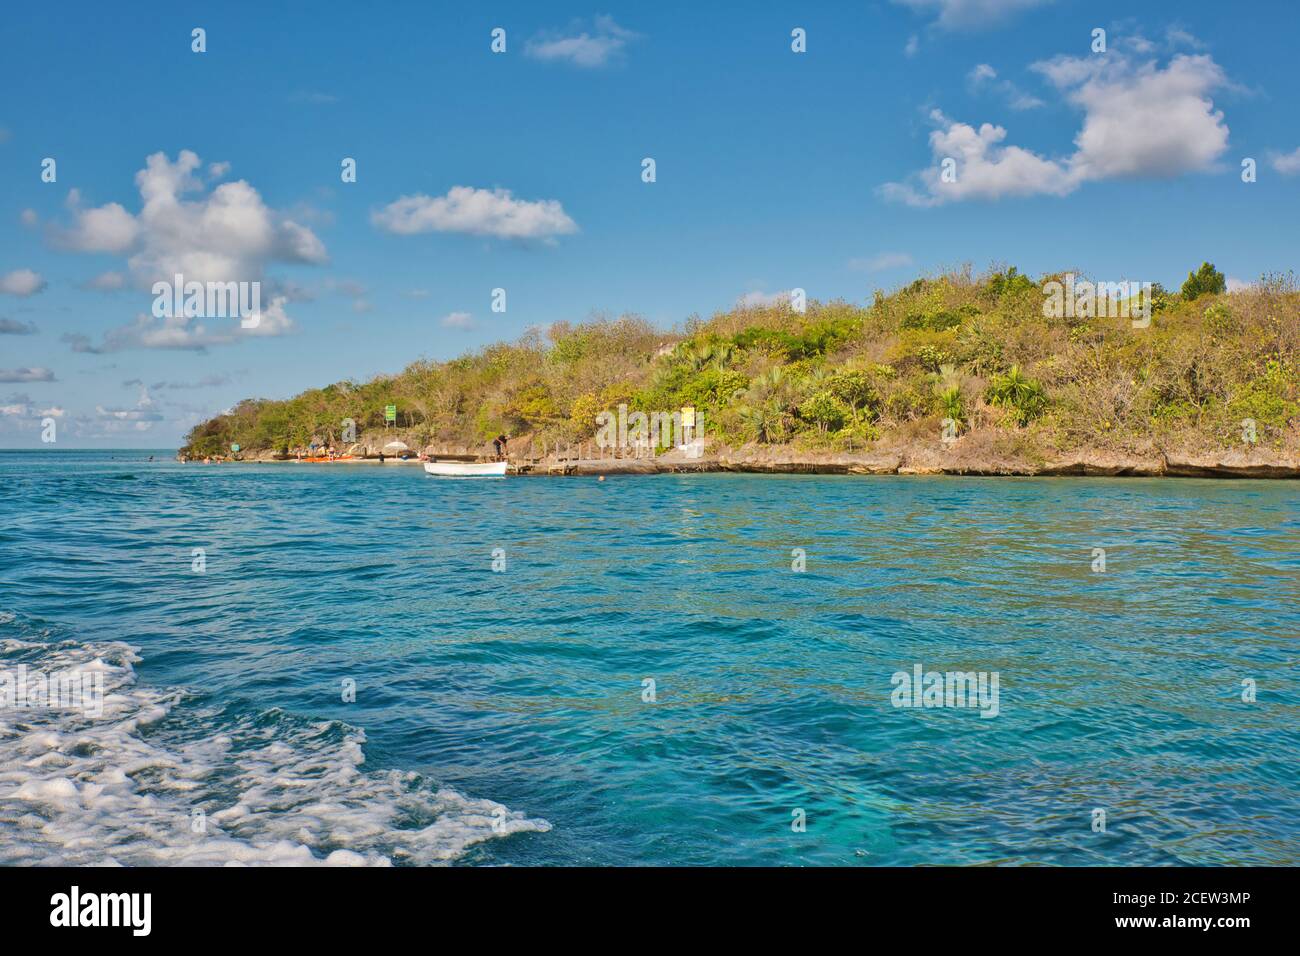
967,63,1044,110
1269,147,1300,175
524,15,640,67
893,0,1052,30
441,311,474,329
904,35,920,57
240,296,295,338
0,269,46,296
881,110,1074,206
52,150,327,287
20,209,37,227
0,396,31,417
1225,276,1251,293
1165,26,1205,51
96,385,163,426
46,151,324,352
64,295,294,354
849,252,915,272
372,186,578,240
0,393,61,420
883,46,1231,205
0,367,54,383
54,191,140,252
1038,51,1229,181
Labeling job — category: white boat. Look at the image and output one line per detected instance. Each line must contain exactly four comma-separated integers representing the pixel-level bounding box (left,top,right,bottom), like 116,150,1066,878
423,459,508,478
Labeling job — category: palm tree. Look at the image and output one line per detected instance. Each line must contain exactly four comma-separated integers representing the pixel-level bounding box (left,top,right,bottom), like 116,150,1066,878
988,365,1046,425
737,367,793,442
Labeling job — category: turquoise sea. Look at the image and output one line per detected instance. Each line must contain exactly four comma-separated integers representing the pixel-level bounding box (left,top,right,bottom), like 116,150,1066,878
1,449,1297,866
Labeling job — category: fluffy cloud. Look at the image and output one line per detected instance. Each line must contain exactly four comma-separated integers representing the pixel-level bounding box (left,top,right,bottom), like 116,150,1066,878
96,385,163,425
63,295,294,354
881,110,1074,206
883,45,1231,206
0,269,47,296
441,311,474,329
1269,147,1300,175
54,191,140,252
47,151,323,352
372,186,578,240
52,150,327,286
0,393,63,420
0,367,54,383
967,63,1044,110
893,0,1051,30
1038,51,1229,181
524,16,639,67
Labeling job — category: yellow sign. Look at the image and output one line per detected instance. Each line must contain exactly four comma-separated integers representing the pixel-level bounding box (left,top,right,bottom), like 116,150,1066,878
681,406,695,428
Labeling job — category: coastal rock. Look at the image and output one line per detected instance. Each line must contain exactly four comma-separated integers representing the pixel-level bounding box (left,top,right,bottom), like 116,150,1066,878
1041,451,1166,477
216,440,1300,480
1164,448,1300,478
569,458,658,476
845,453,902,475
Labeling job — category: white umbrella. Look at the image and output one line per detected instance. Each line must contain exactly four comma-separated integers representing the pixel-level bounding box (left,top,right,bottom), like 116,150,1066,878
383,440,410,452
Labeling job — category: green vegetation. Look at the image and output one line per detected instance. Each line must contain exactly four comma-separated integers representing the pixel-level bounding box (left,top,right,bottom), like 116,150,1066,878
1181,261,1227,301
182,266,1300,459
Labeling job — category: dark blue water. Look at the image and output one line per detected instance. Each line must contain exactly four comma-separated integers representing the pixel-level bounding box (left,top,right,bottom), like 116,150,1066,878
1,449,1297,865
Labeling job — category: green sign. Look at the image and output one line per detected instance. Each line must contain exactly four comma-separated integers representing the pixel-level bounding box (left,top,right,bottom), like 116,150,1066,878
384,405,397,423
230,443,241,452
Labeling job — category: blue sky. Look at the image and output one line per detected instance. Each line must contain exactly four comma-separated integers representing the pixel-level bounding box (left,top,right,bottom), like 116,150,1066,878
2,0,1298,446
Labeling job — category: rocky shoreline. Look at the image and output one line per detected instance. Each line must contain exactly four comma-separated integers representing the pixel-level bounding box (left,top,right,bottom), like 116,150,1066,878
217,442,1300,479
526,446,1300,479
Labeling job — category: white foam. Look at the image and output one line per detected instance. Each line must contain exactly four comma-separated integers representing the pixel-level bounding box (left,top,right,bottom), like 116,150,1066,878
0,617,550,866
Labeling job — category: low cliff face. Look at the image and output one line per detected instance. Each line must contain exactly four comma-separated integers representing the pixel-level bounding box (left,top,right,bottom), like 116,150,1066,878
513,437,1300,479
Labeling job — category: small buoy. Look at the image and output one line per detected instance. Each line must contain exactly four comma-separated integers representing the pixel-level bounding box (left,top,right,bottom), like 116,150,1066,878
598,475,605,482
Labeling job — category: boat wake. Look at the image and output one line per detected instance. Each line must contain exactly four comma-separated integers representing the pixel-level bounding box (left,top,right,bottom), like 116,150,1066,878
0,611,550,866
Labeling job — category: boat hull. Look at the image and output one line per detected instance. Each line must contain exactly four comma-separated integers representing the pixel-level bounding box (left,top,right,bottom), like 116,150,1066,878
423,460,508,478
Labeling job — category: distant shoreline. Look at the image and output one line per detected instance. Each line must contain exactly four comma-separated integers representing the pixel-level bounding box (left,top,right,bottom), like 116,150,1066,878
189,444,1300,479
